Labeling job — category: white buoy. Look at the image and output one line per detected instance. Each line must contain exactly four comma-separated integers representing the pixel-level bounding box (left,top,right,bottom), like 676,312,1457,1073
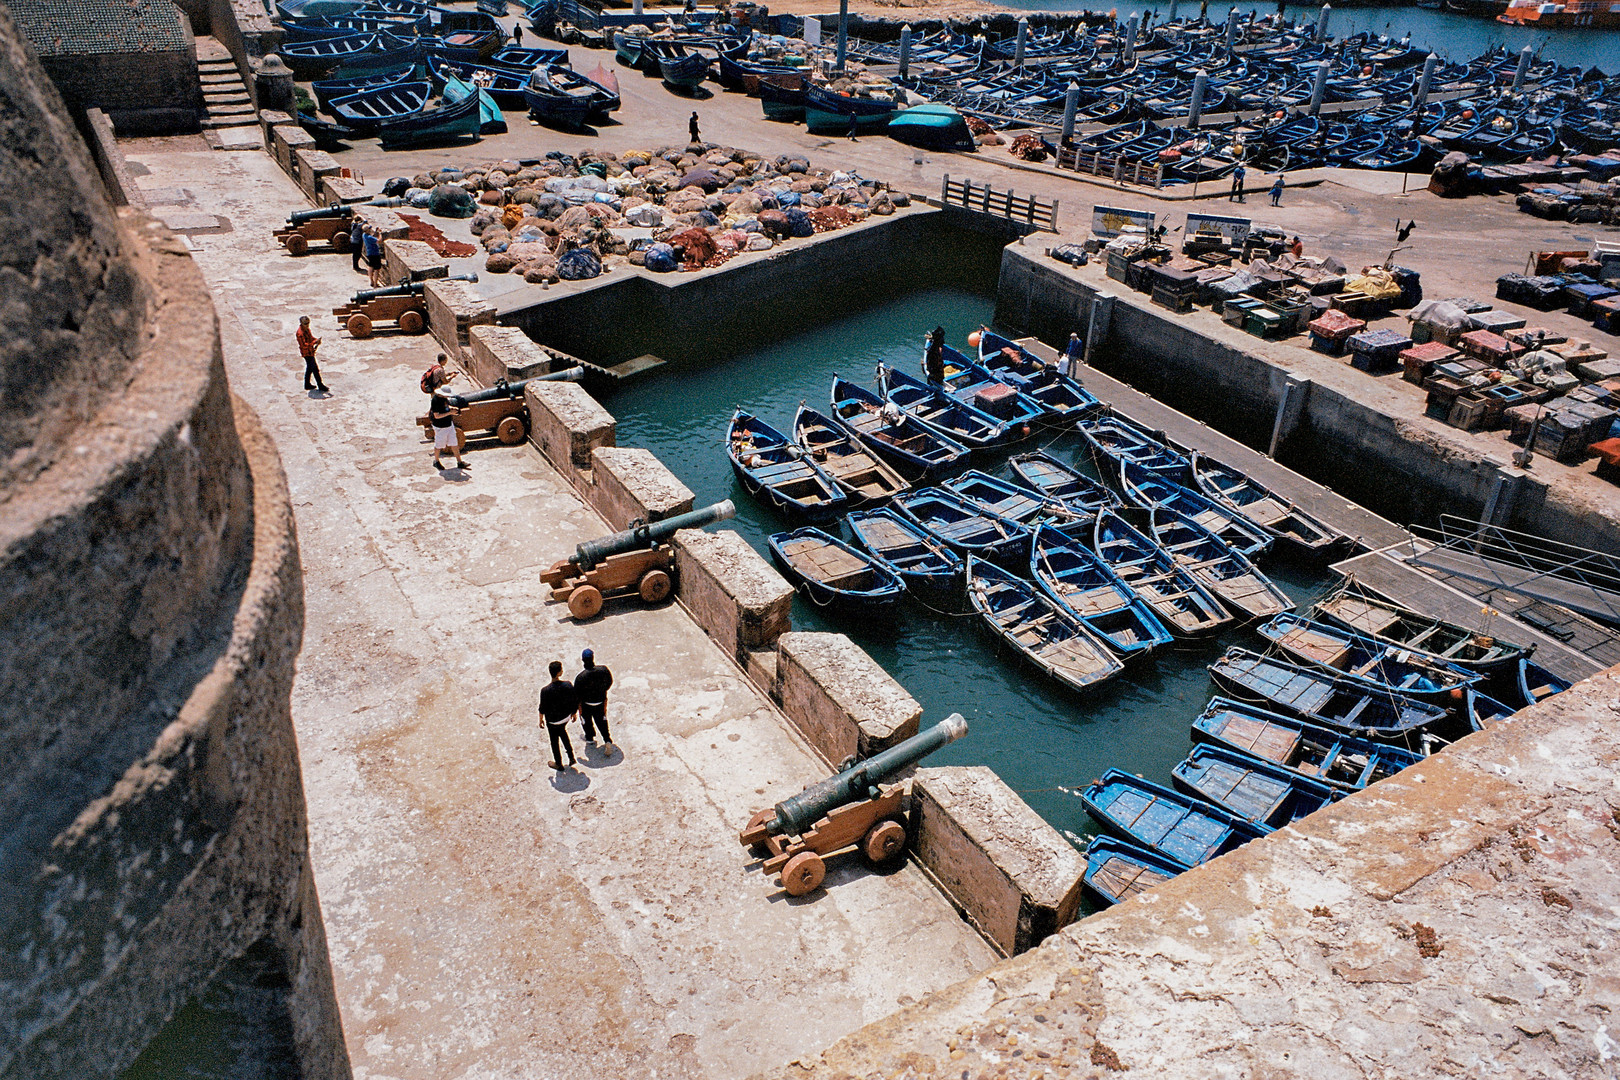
1062,80,1081,143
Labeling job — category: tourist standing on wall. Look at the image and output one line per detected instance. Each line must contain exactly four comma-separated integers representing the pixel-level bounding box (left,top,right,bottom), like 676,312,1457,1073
924,326,946,384
363,225,384,288
297,316,327,392
350,216,365,274
574,649,615,752
540,661,579,772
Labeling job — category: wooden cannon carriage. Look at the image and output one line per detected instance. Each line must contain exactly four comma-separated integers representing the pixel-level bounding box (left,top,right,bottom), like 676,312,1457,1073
414,367,584,451
332,273,474,338
274,205,354,256
541,500,736,620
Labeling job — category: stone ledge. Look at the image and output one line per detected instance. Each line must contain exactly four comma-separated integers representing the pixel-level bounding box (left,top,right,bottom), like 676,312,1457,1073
911,765,1084,958
268,123,313,180
468,324,554,387
257,108,291,153
383,238,447,287
424,277,495,361
587,445,694,531
525,380,614,482
673,528,792,666
320,174,371,205
775,632,920,766
293,147,340,202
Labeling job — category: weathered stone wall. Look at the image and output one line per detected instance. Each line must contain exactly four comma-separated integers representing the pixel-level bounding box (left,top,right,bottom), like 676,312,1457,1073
673,529,793,666
37,48,203,135
0,12,343,1076
587,446,694,531
775,632,921,765
467,324,555,386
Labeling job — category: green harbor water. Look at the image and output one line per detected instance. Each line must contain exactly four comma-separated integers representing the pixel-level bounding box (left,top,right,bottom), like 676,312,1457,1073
607,286,1333,844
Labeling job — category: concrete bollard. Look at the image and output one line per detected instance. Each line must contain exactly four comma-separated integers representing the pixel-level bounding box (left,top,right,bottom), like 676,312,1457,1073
1061,81,1081,144
1124,13,1139,62
634,0,642,14
1309,58,1332,116
1512,44,1533,91
836,0,848,71
1188,69,1208,128
1415,52,1438,110
1225,9,1239,56
1014,18,1028,70
1168,0,1178,21
898,24,911,80
1315,3,1331,42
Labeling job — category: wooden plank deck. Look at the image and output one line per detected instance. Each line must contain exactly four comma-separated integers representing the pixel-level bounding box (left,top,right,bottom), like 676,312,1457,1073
1017,338,1411,553
1408,547,1620,627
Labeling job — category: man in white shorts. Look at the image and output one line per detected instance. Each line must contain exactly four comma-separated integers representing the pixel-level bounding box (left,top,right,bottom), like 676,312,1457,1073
428,388,466,471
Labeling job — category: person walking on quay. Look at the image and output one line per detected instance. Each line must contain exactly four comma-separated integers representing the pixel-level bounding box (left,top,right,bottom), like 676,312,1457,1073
689,111,701,145
540,660,579,772
296,316,327,392
1064,331,1084,378
363,225,384,288
350,215,365,274
1270,173,1284,207
848,112,860,142
512,22,522,46
574,648,615,752
421,353,458,395
428,386,466,470
924,326,946,384
1229,163,1246,203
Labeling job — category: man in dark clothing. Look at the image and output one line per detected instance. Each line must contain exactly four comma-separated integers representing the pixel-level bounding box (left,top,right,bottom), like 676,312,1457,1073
924,326,946,384
539,660,578,771
574,648,615,750
350,217,365,273
1229,164,1247,203
689,111,701,144
513,22,523,45
848,112,859,142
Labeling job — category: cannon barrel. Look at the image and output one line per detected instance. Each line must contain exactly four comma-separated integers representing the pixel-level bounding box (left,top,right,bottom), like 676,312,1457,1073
572,499,735,571
288,203,352,225
763,715,968,838
449,366,585,406
349,273,478,304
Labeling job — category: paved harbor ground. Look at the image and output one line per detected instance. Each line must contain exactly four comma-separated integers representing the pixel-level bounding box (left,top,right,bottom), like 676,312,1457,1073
124,144,997,1080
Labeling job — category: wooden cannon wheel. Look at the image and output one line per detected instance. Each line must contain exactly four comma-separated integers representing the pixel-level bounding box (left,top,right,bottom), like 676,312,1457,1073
332,231,352,253
399,308,426,334
861,818,907,866
346,313,373,338
567,584,603,620
284,233,310,256
780,851,825,897
637,568,672,603
496,415,527,444
742,808,774,853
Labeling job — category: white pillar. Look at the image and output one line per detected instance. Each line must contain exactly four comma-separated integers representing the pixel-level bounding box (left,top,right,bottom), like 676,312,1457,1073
1314,3,1331,43
1014,18,1028,70
1414,51,1438,109
1512,44,1533,91
633,0,642,15
1225,9,1239,57
1309,58,1331,115
898,24,911,79
1062,80,1080,143
1188,68,1207,127
1124,13,1140,62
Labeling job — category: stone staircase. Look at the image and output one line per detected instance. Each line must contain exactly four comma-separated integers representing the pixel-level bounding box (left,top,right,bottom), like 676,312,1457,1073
197,37,263,149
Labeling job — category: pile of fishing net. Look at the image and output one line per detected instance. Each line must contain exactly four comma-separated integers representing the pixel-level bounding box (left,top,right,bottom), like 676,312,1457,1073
1008,134,1048,162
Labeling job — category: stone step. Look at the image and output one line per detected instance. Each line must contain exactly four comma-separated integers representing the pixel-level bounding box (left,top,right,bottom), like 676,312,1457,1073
204,92,252,106
207,105,258,120
203,116,261,130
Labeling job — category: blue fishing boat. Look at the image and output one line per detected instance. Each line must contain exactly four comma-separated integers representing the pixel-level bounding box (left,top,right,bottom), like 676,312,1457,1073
1511,659,1570,711
328,79,431,131
328,34,423,74
767,528,904,613
887,103,977,151
1208,647,1453,742
523,66,595,128
1313,590,1532,675
426,55,530,109
942,470,1087,528
314,64,416,113
296,110,360,149
792,404,908,507
646,40,709,89
759,76,808,121
440,71,506,134
1093,510,1232,637
805,84,895,135
935,347,1048,429
1118,462,1273,560
1079,415,1193,480
727,410,846,522
1080,770,1267,870
425,9,507,61
1189,452,1346,557
491,45,571,68
1082,835,1186,908
1008,452,1119,516
1257,612,1479,702
1171,744,1339,831
877,364,1008,449
828,376,970,481
374,87,483,148
1464,687,1519,731
717,47,805,94
1030,524,1170,660
1192,697,1425,793
1145,506,1290,623
966,558,1124,694
847,508,963,595
894,489,1031,564
280,33,381,77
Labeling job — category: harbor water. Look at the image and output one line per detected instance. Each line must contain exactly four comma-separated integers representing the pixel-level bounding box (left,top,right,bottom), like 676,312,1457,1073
607,286,1333,845
999,2,1620,73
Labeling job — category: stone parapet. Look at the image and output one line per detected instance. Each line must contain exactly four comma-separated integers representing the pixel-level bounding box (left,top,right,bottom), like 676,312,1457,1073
293,147,341,203
467,324,555,387
268,123,314,180
673,528,792,665
587,446,694,531
351,206,406,239
258,108,291,152
424,277,495,361
320,175,371,205
775,632,921,766
383,239,447,287
525,380,614,479
910,766,1085,958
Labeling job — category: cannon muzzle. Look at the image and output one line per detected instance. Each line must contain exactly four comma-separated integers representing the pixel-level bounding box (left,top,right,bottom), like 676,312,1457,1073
349,272,478,304
572,499,735,571
449,366,585,406
365,196,405,207
760,714,968,838
288,203,352,225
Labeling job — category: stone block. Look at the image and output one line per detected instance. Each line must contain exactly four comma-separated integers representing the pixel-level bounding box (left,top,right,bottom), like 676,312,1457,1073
775,632,920,765
294,147,341,202
258,108,291,152
673,528,793,664
424,277,495,360
911,766,1085,957
468,324,554,386
525,380,614,475
588,446,694,531
320,174,371,205
351,206,407,240
384,239,448,287
269,123,313,179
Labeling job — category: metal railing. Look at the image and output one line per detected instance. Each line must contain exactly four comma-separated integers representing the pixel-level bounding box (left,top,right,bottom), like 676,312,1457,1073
1407,514,1620,626
939,175,1059,232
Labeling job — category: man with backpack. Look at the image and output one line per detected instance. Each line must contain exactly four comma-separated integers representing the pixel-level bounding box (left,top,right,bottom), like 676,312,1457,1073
421,354,458,395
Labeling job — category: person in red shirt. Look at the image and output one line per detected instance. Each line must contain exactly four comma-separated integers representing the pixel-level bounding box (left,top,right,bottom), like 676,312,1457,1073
296,316,327,392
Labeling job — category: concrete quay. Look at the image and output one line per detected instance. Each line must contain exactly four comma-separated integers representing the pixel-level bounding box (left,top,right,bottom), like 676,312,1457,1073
122,143,999,1080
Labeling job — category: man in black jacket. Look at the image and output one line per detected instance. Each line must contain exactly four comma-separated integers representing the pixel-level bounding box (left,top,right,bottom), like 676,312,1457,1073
574,648,615,752
539,660,578,771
